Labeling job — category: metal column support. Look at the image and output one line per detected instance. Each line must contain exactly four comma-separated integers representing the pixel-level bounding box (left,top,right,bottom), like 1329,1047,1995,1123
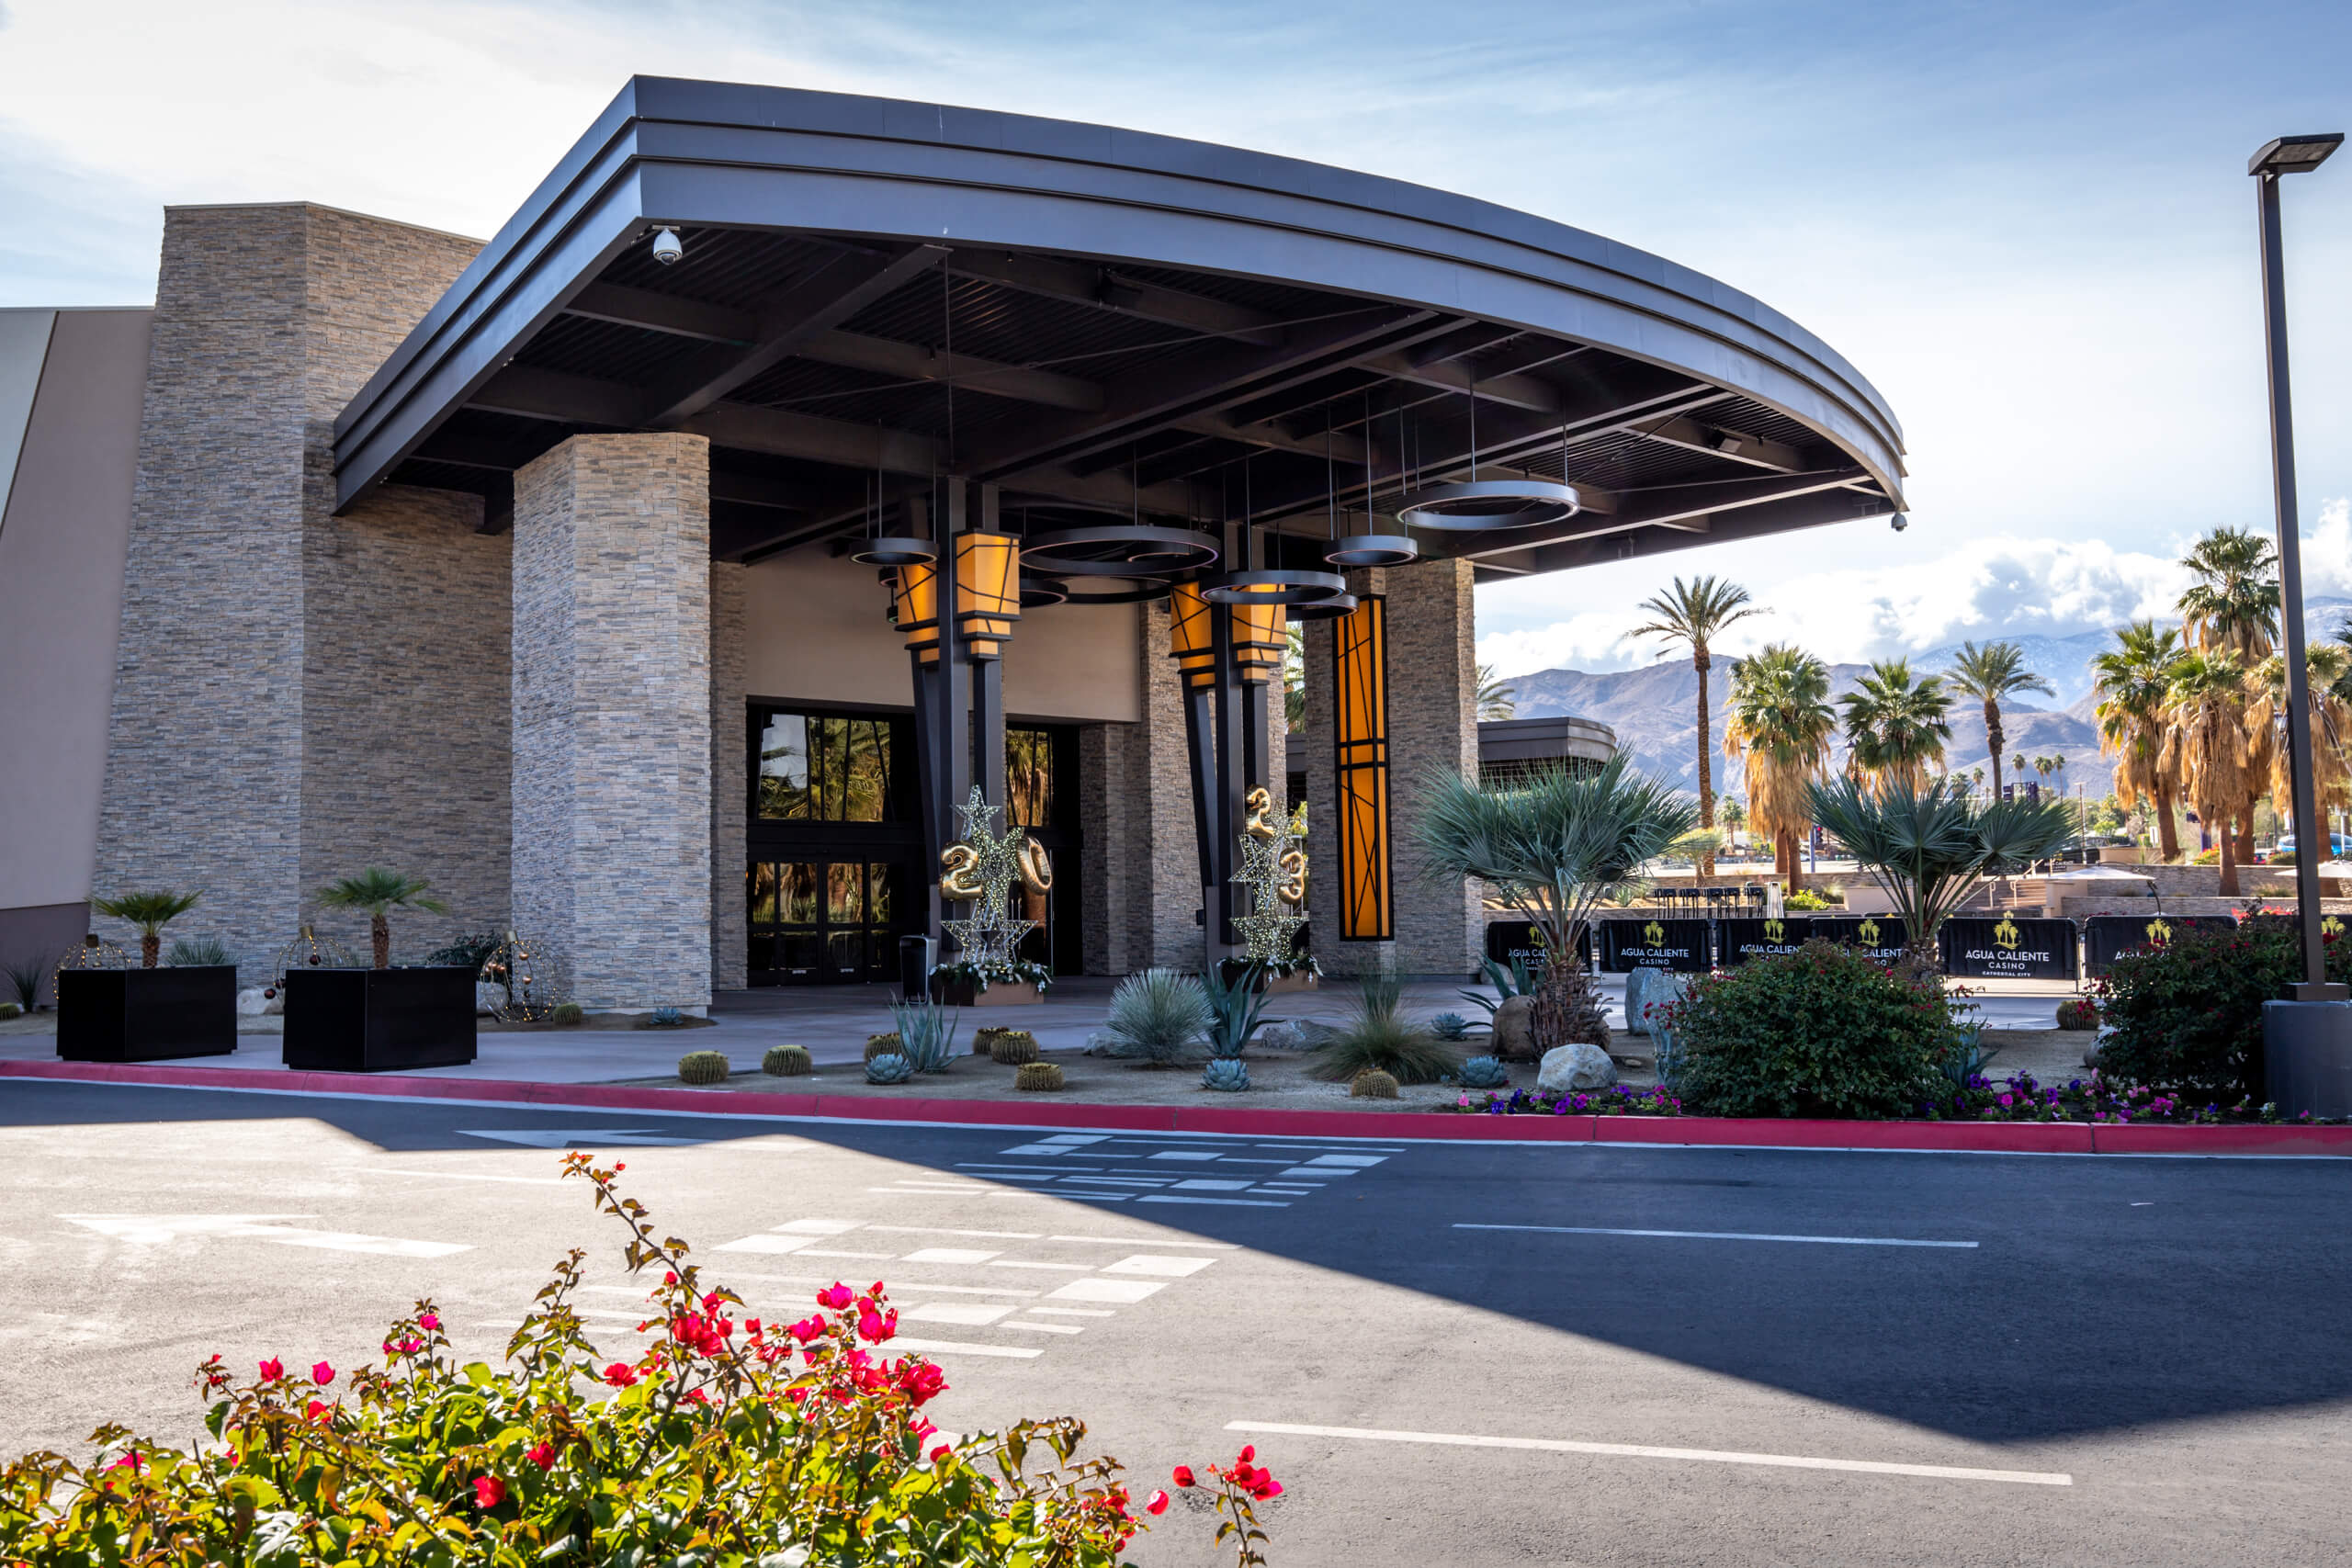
970,483,1008,815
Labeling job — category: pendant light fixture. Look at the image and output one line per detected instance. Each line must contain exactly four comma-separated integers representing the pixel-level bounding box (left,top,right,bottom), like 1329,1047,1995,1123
1019,450,1219,579
1394,377,1582,531
1327,395,1417,567
849,457,936,566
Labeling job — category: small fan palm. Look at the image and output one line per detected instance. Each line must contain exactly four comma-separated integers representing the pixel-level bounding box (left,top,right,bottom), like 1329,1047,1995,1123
91,889,201,969
316,868,449,970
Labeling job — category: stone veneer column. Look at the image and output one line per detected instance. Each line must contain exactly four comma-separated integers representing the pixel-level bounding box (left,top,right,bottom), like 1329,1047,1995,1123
1302,558,1481,979
708,561,750,991
513,434,712,1011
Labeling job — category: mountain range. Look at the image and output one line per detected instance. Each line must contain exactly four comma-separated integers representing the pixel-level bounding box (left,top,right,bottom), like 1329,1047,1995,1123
1499,595,2352,799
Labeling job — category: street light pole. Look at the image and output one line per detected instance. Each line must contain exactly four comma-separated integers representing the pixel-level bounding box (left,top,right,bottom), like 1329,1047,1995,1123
2250,131,2345,1000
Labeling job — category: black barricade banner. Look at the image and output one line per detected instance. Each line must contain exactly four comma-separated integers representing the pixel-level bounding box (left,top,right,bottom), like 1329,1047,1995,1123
2082,913,2239,975
1812,915,1910,965
1483,920,1593,974
1939,916,2078,980
1718,917,1814,965
1601,918,1713,973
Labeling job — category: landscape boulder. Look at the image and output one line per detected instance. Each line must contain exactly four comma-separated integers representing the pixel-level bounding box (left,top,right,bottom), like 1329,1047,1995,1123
1491,995,1537,1060
233,987,282,1018
1624,968,1656,1034
1537,1041,1618,1093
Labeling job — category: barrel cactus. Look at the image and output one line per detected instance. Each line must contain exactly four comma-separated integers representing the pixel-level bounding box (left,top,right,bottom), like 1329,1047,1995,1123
1430,1011,1472,1042
763,1043,812,1077
988,1030,1040,1066
1015,1062,1065,1092
865,1052,915,1085
865,1032,903,1062
677,1050,730,1086
1350,1068,1399,1100
1457,1055,1510,1089
1202,1058,1250,1092
971,1026,1005,1056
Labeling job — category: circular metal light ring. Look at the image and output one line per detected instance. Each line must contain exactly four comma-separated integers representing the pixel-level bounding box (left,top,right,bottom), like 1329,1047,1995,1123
1021,525,1219,577
1199,570,1350,606
1395,479,1582,532
849,535,939,566
1019,574,1070,608
1053,575,1178,605
1286,592,1360,622
1324,533,1419,568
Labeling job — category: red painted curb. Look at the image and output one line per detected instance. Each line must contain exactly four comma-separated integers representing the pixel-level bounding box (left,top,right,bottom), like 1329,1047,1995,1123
6,1060,2351,1154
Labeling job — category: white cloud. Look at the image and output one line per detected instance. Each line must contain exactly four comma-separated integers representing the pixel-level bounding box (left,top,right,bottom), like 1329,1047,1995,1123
1476,502,2352,677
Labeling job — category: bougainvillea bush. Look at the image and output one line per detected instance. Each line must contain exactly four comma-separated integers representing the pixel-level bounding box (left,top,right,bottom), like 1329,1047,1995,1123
0,1155,1277,1566
1668,939,1956,1119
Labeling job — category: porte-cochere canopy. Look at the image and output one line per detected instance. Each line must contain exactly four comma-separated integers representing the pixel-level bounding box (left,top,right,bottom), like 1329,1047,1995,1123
333,76,1905,578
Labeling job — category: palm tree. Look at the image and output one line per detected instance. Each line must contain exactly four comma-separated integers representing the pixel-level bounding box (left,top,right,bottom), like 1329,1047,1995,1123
1475,664,1518,723
91,889,201,969
2179,526,2281,864
2091,623,2187,853
2250,643,2352,843
1722,643,1837,893
2163,652,2256,897
1838,658,1953,795
1630,576,1762,880
1808,778,2075,982
1284,622,1306,733
316,868,450,970
1411,753,1694,1052
1946,640,2053,785
1970,766,1985,796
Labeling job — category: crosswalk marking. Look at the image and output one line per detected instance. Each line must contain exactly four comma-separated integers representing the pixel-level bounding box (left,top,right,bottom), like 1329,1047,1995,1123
1047,1278,1165,1303
716,1235,816,1254
888,1336,1044,1360
1139,1194,1290,1209
1003,1320,1083,1335
61,1213,469,1258
904,1303,1017,1326
902,1247,1001,1264
457,1129,704,1147
1102,1254,1216,1278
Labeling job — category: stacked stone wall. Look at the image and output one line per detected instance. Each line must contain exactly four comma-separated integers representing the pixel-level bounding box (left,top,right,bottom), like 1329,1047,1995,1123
709,561,750,990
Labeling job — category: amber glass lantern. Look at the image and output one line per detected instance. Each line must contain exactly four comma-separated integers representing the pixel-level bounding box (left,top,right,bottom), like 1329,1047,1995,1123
892,558,942,665
1167,581,1218,691
1228,592,1286,685
954,531,1023,660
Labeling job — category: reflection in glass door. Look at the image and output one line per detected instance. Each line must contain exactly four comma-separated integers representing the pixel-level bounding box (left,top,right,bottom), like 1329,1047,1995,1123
748,860,901,986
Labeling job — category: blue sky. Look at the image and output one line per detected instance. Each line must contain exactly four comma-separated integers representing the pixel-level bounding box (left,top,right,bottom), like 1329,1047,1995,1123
4,0,2346,673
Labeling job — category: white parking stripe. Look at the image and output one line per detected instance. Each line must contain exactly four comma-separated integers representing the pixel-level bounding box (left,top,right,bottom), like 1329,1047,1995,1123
1001,1320,1084,1334
867,1225,1039,1240
1027,1306,1116,1317
1046,1235,1238,1248
1456,1224,1978,1249
1226,1422,2070,1487
887,1336,1044,1360
1138,1194,1290,1209
347,1167,567,1187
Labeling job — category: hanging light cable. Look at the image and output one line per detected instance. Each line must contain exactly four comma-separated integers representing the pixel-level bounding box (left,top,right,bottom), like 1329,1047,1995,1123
1393,363,1582,531
1328,389,1415,567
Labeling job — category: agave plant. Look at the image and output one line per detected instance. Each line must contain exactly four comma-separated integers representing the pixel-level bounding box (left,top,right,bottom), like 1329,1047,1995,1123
1202,1057,1251,1092
865,1053,915,1085
1103,969,1211,1065
315,868,447,969
1456,1055,1510,1089
888,998,960,1074
91,889,202,969
1201,963,1269,1061
1805,776,2075,979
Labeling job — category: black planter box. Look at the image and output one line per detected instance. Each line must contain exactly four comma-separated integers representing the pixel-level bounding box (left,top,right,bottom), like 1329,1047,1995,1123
57,965,238,1062
283,966,477,1072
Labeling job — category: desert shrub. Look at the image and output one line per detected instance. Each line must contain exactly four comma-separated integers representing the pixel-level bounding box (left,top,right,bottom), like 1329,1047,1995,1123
550,1001,585,1026
2056,997,2100,1031
1671,938,1952,1118
646,1007,686,1029
1202,963,1269,1059
0,1156,1263,1565
1782,887,1834,912
1349,1068,1399,1100
763,1043,812,1077
2096,919,2347,1099
1103,969,1210,1064
677,1049,729,1085
1015,1062,1065,1091
166,935,231,968
424,931,503,973
4,958,44,1011
1308,975,1459,1084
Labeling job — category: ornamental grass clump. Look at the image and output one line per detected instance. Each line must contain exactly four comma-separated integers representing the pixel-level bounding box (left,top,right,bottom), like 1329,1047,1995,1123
1308,974,1459,1085
1103,968,1211,1065
0,1155,1277,1565
1671,938,1954,1119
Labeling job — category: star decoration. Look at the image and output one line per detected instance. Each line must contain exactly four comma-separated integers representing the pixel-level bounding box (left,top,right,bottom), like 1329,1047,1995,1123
941,786,1036,970
1231,790,1309,966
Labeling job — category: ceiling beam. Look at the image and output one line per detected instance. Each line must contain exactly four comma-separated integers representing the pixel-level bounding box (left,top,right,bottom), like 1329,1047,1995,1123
640,245,950,426
1630,413,1805,474
1354,344,1564,413
1444,468,1871,560
678,400,943,474
468,365,640,426
792,329,1103,412
948,253,1285,347
566,282,755,344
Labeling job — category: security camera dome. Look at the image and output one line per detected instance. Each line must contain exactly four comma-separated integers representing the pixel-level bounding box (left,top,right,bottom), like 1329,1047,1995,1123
650,227,684,265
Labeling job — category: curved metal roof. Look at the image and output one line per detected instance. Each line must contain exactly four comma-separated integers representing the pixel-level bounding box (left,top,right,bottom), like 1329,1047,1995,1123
334,76,1905,579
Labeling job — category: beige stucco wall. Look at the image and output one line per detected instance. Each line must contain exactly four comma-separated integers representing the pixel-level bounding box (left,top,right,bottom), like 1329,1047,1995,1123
741,551,1141,722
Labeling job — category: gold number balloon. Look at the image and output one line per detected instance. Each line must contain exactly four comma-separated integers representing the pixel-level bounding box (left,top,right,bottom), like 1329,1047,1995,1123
1017,836,1054,896
939,843,985,900
1243,785,1278,840
1276,850,1307,907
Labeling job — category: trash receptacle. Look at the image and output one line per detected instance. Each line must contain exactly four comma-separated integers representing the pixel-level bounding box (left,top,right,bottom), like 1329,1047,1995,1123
898,935,934,1001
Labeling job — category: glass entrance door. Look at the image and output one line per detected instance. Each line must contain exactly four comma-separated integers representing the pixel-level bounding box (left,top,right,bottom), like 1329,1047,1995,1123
748,860,901,985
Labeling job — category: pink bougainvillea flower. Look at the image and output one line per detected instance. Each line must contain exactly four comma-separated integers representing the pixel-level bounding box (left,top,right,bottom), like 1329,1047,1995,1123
818,1282,854,1310
305,1400,329,1421
257,1358,284,1381
472,1475,506,1508
899,1361,946,1405
856,1307,898,1343
1238,1445,1254,1462
930,1444,952,1463
603,1362,639,1387
663,1270,678,1285
1146,1489,1170,1515
417,1314,440,1331
311,1361,334,1385
525,1442,556,1470
109,1452,142,1473
786,1314,826,1342
1172,1465,1195,1488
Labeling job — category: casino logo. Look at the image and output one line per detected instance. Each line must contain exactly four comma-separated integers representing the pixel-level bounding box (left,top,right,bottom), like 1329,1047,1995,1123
1993,915,2021,951
1857,918,1882,947
2143,917,2173,946
1643,919,1666,947
1762,918,1785,943
2326,915,2346,938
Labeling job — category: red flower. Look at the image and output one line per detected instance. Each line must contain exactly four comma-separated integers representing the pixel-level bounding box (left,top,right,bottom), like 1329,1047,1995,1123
856,1307,898,1344
1172,1465,1195,1488
525,1442,556,1469
703,1292,726,1314
472,1475,506,1508
787,1314,826,1343
603,1362,639,1388
1238,1445,1254,1462
930,1444,952,1463
1146,1489,1170,1515
305,1400,329,1421
818,1282,854,1310
257,1358,284,1382
663,1271,677,1285
898,1361,947,1405
417,1314,440,1331
311,1360,334,1385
